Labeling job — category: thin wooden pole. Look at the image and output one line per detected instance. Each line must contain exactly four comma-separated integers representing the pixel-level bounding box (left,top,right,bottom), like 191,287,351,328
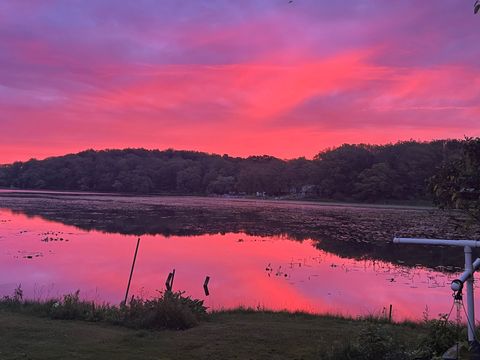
124,238,141,305
388,304,393,322
165,269,175,291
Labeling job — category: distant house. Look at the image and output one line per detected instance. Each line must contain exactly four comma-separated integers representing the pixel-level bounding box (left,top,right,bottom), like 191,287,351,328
289,185,318,198
301,185,318,197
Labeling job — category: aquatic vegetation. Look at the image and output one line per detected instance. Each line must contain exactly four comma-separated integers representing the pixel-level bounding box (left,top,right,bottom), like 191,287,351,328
2,193,479,269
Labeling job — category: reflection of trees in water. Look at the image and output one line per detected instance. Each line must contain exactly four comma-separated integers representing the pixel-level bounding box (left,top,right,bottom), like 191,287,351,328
3,197,479,270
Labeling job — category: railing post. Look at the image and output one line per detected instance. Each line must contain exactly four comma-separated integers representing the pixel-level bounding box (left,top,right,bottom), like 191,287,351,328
465,246,476,342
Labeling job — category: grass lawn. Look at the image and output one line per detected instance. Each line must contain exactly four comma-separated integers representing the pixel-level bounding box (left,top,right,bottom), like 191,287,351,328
0,310,425,360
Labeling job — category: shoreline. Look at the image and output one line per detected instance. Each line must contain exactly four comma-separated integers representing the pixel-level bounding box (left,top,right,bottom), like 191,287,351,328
0,188,435,211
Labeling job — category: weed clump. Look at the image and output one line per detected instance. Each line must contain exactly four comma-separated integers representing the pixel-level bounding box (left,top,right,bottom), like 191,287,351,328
325,315,465,360
120,291,207,330
325,323,412,360
415,318,464,359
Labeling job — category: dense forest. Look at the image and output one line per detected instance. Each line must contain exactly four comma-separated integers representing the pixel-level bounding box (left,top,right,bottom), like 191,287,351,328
0,140,464,202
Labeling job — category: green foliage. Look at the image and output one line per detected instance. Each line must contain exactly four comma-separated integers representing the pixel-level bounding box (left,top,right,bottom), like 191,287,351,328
0,140,463,202
415,319,462,359
0,289,207,331
325,317,464,360
121,291,207,330
49,290,111,321
0,288,465,359
0,284,24,309
430,137,480,223
326,323,412,360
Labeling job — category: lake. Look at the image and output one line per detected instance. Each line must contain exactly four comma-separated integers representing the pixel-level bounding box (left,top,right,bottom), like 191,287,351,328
1,190,479,321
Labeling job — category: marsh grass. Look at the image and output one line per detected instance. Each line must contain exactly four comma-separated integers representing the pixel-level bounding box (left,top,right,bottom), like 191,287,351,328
0,286,207,330
212,306,420,328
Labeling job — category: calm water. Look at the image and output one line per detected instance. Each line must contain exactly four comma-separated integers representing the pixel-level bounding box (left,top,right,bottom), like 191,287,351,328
0,208,471,321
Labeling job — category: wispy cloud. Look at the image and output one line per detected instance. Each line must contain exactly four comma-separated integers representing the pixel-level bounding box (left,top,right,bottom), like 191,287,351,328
1,0,479,163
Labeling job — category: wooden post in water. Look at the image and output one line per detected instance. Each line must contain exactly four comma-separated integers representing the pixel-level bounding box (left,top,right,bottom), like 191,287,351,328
388,304,392,322
165,273,172,291
165,269,175,291
123,238,141,305
203,276,210,296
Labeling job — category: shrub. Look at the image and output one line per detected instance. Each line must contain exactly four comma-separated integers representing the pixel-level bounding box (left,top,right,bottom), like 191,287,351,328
414,319,462,359
49,290,112,322
0,285,24,310
326,323,412,360
121,291,207,330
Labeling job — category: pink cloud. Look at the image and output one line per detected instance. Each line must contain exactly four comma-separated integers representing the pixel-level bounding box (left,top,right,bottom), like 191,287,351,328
1,1,480,163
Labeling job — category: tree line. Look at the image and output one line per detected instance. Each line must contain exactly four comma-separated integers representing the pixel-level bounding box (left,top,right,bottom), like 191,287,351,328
0,140,464,202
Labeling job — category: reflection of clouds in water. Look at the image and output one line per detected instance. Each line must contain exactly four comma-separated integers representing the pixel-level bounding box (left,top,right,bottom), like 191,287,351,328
2,194,479,271
270,251,455,286
0,207,477,320
263,250,463,318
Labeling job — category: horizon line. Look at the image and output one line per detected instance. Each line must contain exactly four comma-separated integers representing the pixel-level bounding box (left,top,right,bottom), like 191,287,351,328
0,137,464,166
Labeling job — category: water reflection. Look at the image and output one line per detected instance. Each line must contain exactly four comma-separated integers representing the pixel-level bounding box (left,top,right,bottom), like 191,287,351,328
1,192,478,269
0,209,473,321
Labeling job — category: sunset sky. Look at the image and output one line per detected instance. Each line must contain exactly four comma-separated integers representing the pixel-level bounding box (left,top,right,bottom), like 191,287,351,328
1,0,479,164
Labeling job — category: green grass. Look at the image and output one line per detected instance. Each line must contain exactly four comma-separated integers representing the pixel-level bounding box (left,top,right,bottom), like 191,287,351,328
0,308,433,360
0,290,466,359
0,310,425,360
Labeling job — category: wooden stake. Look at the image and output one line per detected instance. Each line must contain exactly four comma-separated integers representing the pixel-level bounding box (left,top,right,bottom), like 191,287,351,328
166,269,175,291
123,238,140,305
203,276,210,296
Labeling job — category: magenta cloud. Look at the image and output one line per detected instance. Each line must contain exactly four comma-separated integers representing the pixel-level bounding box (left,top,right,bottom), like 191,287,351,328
0,0,479,163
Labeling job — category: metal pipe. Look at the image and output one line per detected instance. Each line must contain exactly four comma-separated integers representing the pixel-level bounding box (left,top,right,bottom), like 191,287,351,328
465,246,476,342
394,237,480,347
393,238,480,247
452,258,480,291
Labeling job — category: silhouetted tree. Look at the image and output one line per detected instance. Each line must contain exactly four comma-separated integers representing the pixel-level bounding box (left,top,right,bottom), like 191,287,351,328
0,140,464,203
430,137,480,222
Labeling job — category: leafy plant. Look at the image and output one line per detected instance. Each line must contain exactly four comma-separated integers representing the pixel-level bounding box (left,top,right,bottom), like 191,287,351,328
430,137,480,224
121,290,207,330
414,318,462,359
326,323,412,360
